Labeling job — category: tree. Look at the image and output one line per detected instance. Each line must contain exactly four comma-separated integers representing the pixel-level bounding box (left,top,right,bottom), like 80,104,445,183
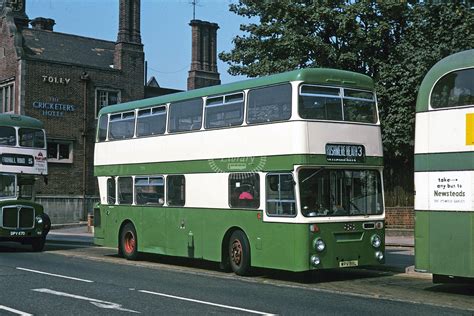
220,0,474,205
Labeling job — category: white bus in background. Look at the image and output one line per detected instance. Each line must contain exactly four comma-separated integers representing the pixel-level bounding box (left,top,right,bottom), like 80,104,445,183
0,114,50,251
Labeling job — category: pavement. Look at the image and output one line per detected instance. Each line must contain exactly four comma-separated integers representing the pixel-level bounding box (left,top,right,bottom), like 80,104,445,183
47,222,94,245
47,223,414,247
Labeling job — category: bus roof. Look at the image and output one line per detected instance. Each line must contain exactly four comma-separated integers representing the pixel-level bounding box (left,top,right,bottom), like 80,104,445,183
99,68,374,116
0,114,44,129
416,49,474,113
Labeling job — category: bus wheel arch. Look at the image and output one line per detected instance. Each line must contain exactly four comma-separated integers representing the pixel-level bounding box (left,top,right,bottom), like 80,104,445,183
119,220,139,260
224,228,251,276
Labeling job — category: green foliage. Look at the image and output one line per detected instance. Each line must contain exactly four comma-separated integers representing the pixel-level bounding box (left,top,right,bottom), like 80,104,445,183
221,1,474,205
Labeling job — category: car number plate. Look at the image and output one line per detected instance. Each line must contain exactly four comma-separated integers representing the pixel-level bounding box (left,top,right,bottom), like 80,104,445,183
339,260,358,268
10,231,26,236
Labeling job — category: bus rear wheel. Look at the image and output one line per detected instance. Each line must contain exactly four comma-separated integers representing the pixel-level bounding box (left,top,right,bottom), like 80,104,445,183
120,223,138,260
229,230,251,276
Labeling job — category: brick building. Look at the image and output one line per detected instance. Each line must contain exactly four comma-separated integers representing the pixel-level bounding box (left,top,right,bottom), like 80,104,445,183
0,0,221,223
0,0,145,222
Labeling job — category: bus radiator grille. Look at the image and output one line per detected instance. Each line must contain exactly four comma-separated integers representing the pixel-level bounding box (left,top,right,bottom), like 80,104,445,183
1,206,35,229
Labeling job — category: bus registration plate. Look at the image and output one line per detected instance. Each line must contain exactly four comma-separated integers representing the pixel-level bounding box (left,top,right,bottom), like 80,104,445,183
339,260,358,268
10,231,26,236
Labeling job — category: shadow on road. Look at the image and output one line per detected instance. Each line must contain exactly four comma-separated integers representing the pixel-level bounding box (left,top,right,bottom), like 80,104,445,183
426,283,474,297
0,242,89,253
103,250,395,284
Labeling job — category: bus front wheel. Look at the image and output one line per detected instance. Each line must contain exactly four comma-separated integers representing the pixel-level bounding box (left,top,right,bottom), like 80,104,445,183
228,230,251,276
120,223,138,260
31,237,46,252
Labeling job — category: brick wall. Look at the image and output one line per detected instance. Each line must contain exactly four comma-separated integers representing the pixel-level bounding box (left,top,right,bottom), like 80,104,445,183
0,14,21,112
23,56,144,197
385,207,414,229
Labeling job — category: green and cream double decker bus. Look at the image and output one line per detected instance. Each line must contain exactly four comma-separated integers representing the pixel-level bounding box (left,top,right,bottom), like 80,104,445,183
0,114,50,251
94,68,385,275
415,49,474,283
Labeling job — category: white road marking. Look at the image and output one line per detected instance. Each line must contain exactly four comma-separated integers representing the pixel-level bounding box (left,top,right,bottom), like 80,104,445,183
139,289,274,315
0,305,32,316
16,267,94,283
32,288,140,314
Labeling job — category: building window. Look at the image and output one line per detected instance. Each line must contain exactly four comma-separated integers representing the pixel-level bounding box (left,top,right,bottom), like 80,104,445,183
0,82,14,113
47,140,73,163
95,89,120,118
229,173,260,209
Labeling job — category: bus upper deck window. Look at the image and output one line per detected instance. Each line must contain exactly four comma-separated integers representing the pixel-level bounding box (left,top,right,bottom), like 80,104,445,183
431,68,474,109
343,89,377,123
98,115,108,142
247,84,292,124
0,126,16,146
18,128,45,148
299,85,342,121
168,99,203,133
137,106,167,137
205,93,244,129
108,111,135,140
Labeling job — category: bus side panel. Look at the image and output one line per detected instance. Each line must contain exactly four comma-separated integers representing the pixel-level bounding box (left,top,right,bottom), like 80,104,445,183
254,222,309,271
200,209,261,263
428,211,474,278
200,210,309,272
414,211,430,272
102,205,142,250
165,207,203,258
141,206,167,254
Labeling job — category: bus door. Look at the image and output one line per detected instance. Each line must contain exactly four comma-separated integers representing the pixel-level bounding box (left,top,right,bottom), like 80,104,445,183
135,176,166,252
164,175,201,258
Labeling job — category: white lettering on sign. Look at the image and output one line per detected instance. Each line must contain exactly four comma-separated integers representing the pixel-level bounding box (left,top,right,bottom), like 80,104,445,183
32,101,76,118
42,75,71,85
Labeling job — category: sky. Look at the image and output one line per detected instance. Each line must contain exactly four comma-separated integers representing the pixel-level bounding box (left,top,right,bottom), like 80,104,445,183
26,0,250,91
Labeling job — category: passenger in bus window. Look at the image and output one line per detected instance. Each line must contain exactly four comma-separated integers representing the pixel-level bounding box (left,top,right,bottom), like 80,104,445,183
239,184,254,200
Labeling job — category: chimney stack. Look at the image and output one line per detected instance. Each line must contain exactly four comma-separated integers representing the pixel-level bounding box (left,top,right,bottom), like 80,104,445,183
117,0,141,44
8,0,29,29
187,19,221,90
30,17,55,31
113,0,145,100
114,0,144,71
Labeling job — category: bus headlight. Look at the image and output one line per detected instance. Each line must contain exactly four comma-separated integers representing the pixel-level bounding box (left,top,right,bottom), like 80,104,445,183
313,238,326,252
375,251,384,262
310,255,321,267
35,216,43,224
371,234,381,248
